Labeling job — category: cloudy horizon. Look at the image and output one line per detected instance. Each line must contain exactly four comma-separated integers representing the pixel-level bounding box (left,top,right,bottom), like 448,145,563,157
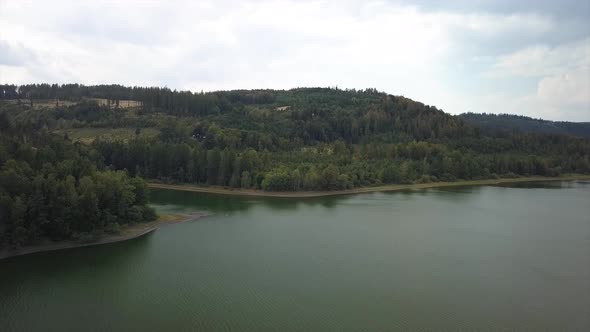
1,0,589,121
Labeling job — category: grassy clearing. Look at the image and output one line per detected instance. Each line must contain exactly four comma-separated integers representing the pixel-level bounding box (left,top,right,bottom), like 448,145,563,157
89,98,142,108
1,99,77,109
55,127,159,143
3,98,141,109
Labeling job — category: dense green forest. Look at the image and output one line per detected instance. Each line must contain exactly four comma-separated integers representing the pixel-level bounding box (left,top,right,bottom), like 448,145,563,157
2,84,589,192
0,109,157,249
1,83,589,247
460,112,590,138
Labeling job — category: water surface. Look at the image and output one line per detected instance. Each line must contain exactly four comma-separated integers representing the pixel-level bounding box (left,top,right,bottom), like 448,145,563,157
1,181,589,331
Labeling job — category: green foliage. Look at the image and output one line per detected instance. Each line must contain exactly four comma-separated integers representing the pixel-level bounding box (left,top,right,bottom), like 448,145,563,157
0,115,157,248
261,167,294,191
104,222,121,235
461,112,590,138
2,84,589,202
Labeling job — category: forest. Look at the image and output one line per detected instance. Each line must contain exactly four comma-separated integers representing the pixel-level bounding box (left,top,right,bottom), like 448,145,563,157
0,109,157,249
1,83,589,247
460,112,590,138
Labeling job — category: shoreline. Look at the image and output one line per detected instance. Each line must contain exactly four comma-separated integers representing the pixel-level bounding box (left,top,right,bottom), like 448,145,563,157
0,212,207,261
148,175,590,198
3,175,588,260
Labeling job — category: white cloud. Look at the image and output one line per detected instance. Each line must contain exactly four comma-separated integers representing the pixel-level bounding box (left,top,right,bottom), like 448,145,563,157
0,41,36,66
490,39,590,77
464,73,590,122
480,39,590,121
537,68,590,106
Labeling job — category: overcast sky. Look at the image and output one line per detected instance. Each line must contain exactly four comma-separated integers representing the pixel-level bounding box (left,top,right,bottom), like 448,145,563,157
1,0,589,121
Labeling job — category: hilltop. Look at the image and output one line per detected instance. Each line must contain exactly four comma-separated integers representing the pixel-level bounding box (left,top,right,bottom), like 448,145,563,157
1,84,589,193
460,112,590,138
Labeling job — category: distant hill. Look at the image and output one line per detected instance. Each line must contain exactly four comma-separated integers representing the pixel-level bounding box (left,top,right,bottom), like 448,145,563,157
2,83,590,250
1,83,589,193
459,113,590,138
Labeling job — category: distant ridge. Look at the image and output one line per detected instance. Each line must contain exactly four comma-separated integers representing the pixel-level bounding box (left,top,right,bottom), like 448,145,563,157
459,113,590,138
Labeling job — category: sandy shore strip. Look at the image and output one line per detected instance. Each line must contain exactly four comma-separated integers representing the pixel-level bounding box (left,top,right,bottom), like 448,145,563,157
148,174,590,198
0,212,207,261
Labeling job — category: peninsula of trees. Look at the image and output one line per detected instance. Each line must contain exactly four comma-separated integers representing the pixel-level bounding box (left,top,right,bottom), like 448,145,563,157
1,83,589,247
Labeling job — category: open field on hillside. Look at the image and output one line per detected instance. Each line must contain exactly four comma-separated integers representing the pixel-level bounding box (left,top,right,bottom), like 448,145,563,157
55,127,159,143
1,99,77,109
90,98,142,108
2,98,142,109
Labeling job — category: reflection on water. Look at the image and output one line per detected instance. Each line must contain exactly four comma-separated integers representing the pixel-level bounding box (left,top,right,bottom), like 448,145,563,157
0,232,152,277
149,188,350,213
0,233,154,315
150,181,589,215
494,180,585,189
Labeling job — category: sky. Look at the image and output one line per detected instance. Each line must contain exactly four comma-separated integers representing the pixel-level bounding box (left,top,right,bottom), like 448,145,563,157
0,0,589,121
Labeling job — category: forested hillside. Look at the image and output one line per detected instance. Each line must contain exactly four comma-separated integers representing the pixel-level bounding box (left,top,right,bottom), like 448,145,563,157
0,110,156,249
460,113,590,138
1,83,589,198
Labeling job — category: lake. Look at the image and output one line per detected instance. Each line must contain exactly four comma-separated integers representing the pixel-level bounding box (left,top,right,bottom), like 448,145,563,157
1,181,589,331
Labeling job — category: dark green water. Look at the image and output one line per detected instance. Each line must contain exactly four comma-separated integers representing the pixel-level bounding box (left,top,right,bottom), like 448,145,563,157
1,181,589,331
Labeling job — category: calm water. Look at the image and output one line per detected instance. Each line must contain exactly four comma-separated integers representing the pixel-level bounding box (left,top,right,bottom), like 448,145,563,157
1,182,589,331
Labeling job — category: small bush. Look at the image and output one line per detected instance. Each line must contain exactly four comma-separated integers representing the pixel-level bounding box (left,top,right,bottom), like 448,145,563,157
105,222,121,235
78,232,99,243
141,206,158,221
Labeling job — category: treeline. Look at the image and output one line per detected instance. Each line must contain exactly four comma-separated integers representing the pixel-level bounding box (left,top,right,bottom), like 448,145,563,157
460,112,590,138
1,85,474,147
0,83,271,116
0,112,156,249
93,137,589,192
0,84,386,119
1,85,589,196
